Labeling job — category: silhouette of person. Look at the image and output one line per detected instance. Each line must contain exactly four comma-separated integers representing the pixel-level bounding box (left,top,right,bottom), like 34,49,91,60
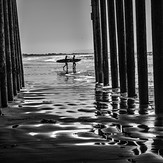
63,55,68,74
72,55,76,73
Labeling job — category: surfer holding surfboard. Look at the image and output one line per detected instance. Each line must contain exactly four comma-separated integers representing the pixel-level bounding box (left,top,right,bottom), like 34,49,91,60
72,55,76,73
63,55,68,74
56,55,81,74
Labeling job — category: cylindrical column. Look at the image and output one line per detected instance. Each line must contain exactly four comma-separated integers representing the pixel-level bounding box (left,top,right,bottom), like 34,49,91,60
107,0,118,89
0,88,1,107
151,0,163,114
135,0,149,113
13,0,24,89
11,0,20,92
116,0,127,94
13,0,24,88
116,0,127,108
3,0,13,101
94,0,103,85
100,0,109,86
8,0,17,96
91,0,99,83
124,0,136,109
0,0,8,107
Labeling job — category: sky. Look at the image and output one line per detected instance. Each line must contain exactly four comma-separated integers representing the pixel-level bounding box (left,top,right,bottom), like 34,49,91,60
17,0,152,54
17,0,93,54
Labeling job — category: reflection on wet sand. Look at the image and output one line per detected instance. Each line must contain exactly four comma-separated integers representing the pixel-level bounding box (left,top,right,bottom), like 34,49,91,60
94,89,163,159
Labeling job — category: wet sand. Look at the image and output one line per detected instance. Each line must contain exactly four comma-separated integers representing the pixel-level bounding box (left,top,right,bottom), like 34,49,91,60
0,55,163,163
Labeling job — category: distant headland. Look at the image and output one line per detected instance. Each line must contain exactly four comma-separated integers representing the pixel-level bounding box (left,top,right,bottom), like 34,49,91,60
22,52,152,57
22,52,94,57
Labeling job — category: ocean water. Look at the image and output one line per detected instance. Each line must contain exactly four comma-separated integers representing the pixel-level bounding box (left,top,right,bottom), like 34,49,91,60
21,54,163,160
23,54,95,86
23,54,154,101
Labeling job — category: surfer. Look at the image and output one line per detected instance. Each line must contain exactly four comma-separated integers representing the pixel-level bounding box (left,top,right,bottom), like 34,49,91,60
72,55,76,73
56,55,81,74
63,55,68,74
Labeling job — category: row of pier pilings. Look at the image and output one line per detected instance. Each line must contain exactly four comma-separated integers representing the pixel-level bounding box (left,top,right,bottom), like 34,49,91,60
0,0,24,109
91,0,163,114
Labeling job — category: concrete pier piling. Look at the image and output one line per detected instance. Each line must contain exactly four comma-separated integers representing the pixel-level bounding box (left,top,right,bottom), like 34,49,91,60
91,0,99,83
135,0,149,114
91,0,163,114
0,0,24,108
100,0,109,86
115,0,127,108
13,0,24,88
115,0,127,93
3,0,14,101
12,0,24,90
0,0,8,107
12,0,21,92
91,0,103,85
124,0,136,110
151,0,163,114
8,0,17,96
107,0,118,90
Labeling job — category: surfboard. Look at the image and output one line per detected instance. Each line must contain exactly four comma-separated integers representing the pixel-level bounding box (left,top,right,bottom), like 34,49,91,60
56,58,81,63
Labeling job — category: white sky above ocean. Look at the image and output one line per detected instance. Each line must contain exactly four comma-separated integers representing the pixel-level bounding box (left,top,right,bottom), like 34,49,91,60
17,0,152,54
17,0,93,54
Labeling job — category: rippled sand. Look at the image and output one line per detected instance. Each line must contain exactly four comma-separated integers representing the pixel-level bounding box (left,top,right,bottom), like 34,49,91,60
0,55,163,163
